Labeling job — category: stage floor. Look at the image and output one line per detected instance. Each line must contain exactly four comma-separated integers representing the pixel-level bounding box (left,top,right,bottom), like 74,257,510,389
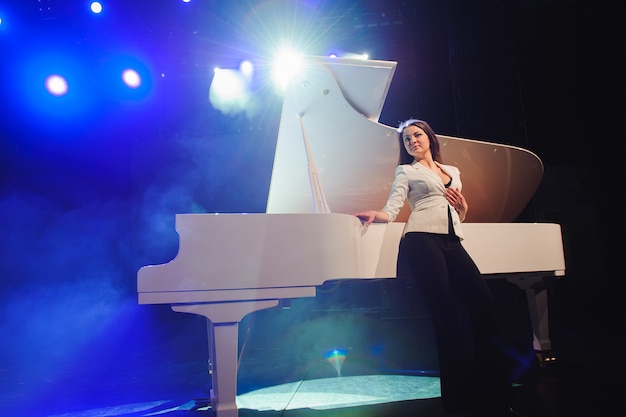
2,280,622,417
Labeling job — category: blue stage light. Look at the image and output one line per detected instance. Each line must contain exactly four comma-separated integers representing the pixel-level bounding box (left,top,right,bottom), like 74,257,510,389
90,2,103,15
44,74,69,96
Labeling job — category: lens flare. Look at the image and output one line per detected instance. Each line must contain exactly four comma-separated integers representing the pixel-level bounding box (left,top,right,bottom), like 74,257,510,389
325,348,348,377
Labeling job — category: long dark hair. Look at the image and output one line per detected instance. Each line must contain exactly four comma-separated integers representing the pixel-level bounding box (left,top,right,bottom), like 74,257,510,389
396,119,442,165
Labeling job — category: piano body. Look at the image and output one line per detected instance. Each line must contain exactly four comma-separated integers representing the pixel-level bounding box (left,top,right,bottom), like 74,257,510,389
137,56,565,417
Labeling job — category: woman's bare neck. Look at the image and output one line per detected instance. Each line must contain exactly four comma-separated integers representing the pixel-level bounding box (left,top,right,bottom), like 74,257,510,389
415,157,437,169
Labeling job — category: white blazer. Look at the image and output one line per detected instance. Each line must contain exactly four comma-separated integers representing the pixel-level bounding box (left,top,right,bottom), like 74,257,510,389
381,161,464,239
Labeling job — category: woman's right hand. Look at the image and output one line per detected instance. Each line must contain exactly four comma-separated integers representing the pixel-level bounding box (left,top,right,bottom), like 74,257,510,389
354,210,385,226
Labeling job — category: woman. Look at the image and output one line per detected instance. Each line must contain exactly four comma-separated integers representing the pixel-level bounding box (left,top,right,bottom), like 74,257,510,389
354,119,522,417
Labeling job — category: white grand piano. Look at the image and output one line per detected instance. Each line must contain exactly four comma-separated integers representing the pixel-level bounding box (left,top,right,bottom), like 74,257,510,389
137,56,566,417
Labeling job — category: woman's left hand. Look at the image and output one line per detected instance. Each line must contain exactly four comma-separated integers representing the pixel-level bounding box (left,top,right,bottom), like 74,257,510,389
445,187,468,221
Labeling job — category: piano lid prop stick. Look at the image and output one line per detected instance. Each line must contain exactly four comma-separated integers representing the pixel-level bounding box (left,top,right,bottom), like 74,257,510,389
299,113,331,213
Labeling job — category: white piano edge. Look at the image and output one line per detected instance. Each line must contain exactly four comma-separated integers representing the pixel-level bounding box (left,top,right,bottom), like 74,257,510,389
138,286,318,305
137,218,566,300
138,268,564,305
461,222,566,276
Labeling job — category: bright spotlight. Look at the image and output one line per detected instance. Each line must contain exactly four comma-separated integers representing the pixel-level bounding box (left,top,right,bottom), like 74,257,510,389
208,67,253,116
272,50,304,92
45,74,69,96
211,68,245,100
122,68,141,88
90,2,103,14
239,60,254,82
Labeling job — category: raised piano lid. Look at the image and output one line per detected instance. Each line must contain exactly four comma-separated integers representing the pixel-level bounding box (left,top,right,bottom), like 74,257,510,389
266,55,543,223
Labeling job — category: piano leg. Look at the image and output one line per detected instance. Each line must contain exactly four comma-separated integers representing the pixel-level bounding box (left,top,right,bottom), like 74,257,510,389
525,286,551,352
506,275,558,368
172,300,279,417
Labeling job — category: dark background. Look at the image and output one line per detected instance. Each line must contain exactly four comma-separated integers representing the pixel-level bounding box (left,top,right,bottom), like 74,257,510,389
0,0,623,415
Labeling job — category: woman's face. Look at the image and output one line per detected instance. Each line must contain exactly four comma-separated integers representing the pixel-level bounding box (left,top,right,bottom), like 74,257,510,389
402,125,430,159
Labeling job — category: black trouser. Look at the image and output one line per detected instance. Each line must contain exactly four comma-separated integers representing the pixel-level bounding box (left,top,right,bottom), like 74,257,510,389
397,231,512,413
